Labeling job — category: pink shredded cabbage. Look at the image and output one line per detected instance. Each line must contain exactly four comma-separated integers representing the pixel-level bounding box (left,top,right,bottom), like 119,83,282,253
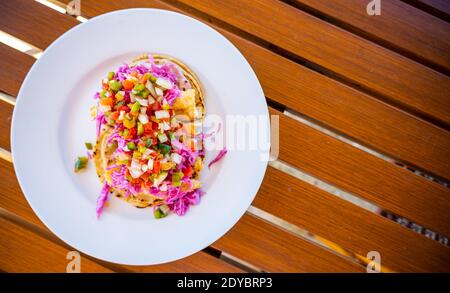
91,58,210,219
95,109,105,139
164,87,181,105
166,187,205,216
208,148,228,169
96,183,110,219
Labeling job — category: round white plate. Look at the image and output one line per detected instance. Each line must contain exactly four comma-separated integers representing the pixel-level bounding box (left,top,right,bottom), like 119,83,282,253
12,9,269,265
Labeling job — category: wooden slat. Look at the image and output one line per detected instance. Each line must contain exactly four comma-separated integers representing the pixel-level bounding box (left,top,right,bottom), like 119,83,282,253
1,96,447,271
255,167,450,272
0,45,448,264
213,214,364,272
0,159,242,272
417,0,450,16
63,0,450,187
0,0,79,50
0,100,13,151
0,217,113,272
293,0,450,71
0,158,361,272
0,43,35,96
3,0,449,180
1,0,448,271
173,0,450,126
271,107,450,237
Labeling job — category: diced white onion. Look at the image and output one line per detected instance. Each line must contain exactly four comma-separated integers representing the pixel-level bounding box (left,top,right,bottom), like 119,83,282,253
156,78,172,89
141,164,148,172
148,95,156,105
130,168,143,178
155,87,164,96
158,133,168,143
138,113,149,124
142,148,153,159
162,121,171,131
140,107,147,114
130,93,139,102
135,97,148,106
155,110,170,119
99,105,111,113
159,184,168,192
118,110,126,120
147,158,154,170
145,80,156,97
131,158,141,170
171,153,182,164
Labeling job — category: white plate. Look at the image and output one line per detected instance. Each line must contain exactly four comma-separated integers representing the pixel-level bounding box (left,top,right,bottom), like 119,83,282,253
12,9,269,265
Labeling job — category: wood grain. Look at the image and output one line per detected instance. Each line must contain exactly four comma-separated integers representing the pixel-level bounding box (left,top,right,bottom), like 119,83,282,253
2,96,448,271
0,217,113,272
69,0,450,180
213,214,364,272
3,0,449,180
416,0,450,16
0,100,13,151
293,0,450,71
173,0,450,126
0,160,243,272
255,167,450,272
1,0,449,272
0,158,362,272
0,43,35,97
271,108,450,237
0,0,79,50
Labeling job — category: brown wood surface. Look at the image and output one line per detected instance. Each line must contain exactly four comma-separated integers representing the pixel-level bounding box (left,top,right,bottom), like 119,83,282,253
213,214,364,272
271,107,450,237
0,217,113,273
12,0,447,231
64,0,450,189
0,100,13,151
0,90,446,272
0,159,243,272
416,0,450,16
2,94,448,272
255,167,450,272
172,0,450,127
0,43,35,97
293,0,450,72
0,0,79,50
0,157,363,272
0,0,449,273
0,43,448,267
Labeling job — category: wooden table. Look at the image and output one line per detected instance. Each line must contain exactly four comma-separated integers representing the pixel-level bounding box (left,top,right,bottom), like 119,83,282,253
0,0,449,272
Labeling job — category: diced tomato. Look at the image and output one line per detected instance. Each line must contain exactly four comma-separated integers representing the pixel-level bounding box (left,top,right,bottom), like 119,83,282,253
100,97,114,107
151,102,161,111
130,71,138,78
152,121,159,131
143,123,153,135
140,172,150,182
122,79,134,90
118,105,130,113
183,166,193,178
102,80,109,90
109,111,119,120
153,160,161,174
128,127,137,139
